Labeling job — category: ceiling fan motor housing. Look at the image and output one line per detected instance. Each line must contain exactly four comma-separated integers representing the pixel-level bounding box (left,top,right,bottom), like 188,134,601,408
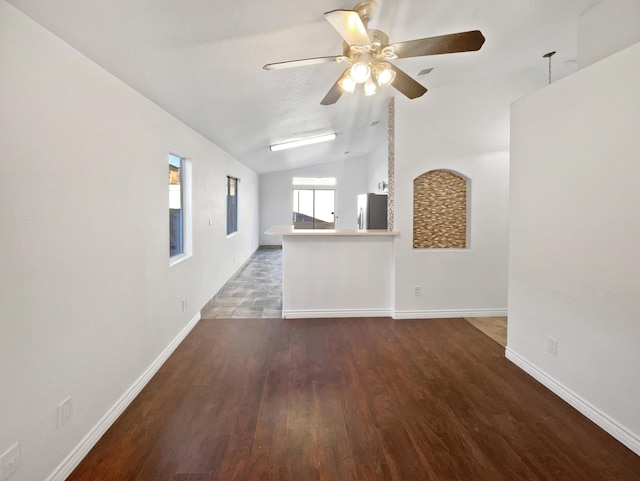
354,0,378,27
342,30,390,56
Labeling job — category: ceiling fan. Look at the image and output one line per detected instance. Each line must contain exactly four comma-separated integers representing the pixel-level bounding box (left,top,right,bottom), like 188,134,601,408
263,0,485,105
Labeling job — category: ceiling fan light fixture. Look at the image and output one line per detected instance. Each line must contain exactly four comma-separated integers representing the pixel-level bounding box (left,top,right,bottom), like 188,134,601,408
338,71,357,93
373,62,396,87
265,3,485,105
364,78,377,96
350,61,371,84
270,133,337,152
380,45,397,59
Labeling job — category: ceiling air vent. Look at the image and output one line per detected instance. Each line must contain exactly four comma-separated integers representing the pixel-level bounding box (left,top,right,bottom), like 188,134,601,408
417,68,434,76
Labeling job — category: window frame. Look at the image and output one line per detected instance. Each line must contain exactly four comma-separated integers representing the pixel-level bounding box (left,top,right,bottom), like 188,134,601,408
292,187,336,230
169,153,192,266
226,176,238,236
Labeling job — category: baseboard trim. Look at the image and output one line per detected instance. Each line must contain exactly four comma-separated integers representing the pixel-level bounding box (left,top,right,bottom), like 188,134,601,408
46,312,201,481
282,308,508,320
283,308,393,319
506,347,640,456
392,308,508,319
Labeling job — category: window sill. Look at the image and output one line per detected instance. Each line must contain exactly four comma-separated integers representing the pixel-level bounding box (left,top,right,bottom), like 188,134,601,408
169,252,192,267
226,231,239,239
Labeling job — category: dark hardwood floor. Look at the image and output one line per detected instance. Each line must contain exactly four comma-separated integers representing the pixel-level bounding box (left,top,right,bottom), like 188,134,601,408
67,318,640,481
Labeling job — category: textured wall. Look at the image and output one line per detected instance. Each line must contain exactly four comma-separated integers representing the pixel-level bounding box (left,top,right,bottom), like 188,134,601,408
413,170,467,248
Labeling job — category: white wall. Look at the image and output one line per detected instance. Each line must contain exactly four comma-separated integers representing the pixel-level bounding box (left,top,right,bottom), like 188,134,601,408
259,156,369,245
508,42,640,453
392,75,517,317
365,142,389,194
0,2,259,480
578,0,640,69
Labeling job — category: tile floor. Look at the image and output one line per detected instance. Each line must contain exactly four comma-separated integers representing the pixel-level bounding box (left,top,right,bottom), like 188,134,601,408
200,246,507,347
464,316,508,347
201,246,283,319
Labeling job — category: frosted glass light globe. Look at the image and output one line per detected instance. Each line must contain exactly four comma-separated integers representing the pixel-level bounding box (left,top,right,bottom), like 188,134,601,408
364,78,377,96
375,63,396,87
338,74,356,93
349,62,371,84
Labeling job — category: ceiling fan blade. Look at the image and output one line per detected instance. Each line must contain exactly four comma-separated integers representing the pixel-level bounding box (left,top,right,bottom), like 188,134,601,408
263,56,340,70
320,79,343,105
390,30,485,59
390,65,428,99
324,10,371,46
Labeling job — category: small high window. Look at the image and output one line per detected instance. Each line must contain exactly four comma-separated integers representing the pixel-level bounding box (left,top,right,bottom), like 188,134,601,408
169,154,192,265
169,154,184,257
292,177,336,186
227,176,238,235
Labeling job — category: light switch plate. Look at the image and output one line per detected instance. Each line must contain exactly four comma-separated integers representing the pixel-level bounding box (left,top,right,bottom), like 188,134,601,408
58,396,73,428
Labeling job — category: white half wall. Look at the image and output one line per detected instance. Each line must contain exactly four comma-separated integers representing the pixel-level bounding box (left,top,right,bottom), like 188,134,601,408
509,41,640,453
259,156,369,245
0,2,259,480
282,235,394,318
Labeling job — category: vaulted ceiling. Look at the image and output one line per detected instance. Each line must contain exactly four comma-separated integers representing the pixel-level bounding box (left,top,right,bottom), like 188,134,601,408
8,0,601,173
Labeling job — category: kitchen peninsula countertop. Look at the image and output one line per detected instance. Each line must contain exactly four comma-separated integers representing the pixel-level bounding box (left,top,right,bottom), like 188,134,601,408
265,225,400,236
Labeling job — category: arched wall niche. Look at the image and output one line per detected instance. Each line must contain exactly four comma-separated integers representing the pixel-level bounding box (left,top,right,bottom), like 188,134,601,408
413,169,468,249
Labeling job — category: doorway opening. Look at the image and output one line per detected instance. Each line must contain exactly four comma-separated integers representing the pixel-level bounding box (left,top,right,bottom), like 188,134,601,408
292,189,335,229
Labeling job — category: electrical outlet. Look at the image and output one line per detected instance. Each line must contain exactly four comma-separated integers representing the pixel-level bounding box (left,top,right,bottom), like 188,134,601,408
58,397,73,428
1,442,21,480
413,286,421,296
547,337,558,356
182,299,187,311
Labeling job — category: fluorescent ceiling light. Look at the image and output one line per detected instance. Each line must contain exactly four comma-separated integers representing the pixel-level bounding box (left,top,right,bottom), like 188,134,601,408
270,133,337,152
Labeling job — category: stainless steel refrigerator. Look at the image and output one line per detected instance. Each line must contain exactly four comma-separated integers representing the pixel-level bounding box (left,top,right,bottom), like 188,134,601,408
357,193,388,230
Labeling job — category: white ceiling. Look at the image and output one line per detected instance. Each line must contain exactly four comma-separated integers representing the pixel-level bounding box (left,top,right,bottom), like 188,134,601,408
8,0,601,174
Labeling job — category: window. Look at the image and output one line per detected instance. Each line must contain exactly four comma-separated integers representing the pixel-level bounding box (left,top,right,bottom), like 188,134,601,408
292,177,336,186
292,189,335,229
227,176,238,235
291,177,336,230
169,154,192,264
169,154,184,256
